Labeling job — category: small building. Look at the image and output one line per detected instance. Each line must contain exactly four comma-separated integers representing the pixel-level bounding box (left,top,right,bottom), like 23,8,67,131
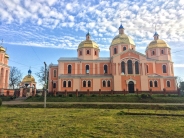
48,24,177,93
19,69,37,97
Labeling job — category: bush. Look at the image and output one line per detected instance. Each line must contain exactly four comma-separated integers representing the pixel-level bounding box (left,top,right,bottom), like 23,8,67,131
79,94,85,97
140,93,152,99
0,98,2,106
68,94,73,97
91,94,97,97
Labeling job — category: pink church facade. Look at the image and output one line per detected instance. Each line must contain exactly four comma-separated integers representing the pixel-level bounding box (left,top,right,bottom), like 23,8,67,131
0,44,10,95
48,25,177,93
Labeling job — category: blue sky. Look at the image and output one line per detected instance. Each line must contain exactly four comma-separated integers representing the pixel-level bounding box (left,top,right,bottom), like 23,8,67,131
0,0,184,88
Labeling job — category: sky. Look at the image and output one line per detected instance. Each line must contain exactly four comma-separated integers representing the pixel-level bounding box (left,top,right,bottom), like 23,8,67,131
0,0,184,88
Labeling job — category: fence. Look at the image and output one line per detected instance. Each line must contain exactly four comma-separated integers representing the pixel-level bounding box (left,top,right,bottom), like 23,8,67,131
47,89,181,97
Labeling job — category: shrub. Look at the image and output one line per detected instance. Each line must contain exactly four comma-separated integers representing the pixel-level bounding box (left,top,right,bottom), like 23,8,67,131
140,93,152,99
68,94,73,97
117,111,126,115
0,98,2,106
79,94,85,97
91,94,96,97
58,94,63,97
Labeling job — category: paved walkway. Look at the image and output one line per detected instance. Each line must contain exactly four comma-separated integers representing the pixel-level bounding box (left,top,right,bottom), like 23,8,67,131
2,100,184,106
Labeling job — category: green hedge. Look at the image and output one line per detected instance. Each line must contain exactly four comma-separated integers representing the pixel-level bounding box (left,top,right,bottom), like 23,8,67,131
0,98,2,106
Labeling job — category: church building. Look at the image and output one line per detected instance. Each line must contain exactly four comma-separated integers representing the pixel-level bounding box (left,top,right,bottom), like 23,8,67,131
0,43,10,94
48,24,177,93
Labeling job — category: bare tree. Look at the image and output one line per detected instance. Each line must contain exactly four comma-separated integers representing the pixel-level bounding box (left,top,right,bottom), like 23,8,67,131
9,67,22,89
35,66,48,88
176,76,183,88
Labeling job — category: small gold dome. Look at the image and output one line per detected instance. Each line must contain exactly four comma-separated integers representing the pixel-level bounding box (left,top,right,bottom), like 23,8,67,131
22,75,35,82
146,39,170,50
5,53,9,58
78,40,99,49
0,46,5,52
111,34,135,46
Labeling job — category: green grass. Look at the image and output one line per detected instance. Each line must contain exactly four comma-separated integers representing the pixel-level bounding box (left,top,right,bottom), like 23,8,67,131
25,94,184,103
0,107,184,138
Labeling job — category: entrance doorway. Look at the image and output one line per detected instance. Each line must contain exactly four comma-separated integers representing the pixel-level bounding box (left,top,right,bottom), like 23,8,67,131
128,81,134,93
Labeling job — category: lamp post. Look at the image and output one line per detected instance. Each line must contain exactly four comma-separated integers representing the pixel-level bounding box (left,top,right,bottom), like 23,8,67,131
44,62,47,108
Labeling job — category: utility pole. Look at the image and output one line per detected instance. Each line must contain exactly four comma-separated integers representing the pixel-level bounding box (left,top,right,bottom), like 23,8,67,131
44,62,47,108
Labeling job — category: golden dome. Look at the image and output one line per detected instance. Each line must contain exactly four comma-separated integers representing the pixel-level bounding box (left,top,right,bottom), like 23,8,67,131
146,39,170,50
0,46,5,52
78,40,99,49
111,34,135,46
5,53,9,58
22,75,35,82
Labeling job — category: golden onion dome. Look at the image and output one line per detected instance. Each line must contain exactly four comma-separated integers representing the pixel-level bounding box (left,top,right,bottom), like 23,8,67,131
0,46,5,52
78,40,99,49
146,39,170,50
5,53,9,58
110,34,135,46
22,75,35,82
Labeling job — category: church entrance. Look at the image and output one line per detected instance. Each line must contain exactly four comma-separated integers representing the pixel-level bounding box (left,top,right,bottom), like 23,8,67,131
128,81,134,93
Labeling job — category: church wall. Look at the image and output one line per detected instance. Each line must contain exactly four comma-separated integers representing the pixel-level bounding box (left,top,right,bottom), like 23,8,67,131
60,79,73,91
80,79,93,91
73,78,80,91
120,51,139,59
78,48,99,60
100,78,112,91
163,78,176,91
155,63,169,76
148,79,161,91
82,63,93,74
99,62,111,74
64,63,75,74
93,78,101,91
121,75,141,91
140,76,149,91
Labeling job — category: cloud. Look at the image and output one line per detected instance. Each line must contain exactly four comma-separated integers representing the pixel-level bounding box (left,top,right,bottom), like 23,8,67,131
174,64,184,68
0,0,184,55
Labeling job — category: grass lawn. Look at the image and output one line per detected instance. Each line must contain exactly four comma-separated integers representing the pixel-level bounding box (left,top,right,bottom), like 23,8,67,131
1,107,184,138
25,94,184,103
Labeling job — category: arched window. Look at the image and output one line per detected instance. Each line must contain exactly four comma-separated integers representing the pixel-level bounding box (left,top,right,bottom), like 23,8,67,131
123,47,126,51
121,61,125,74
86,65,89,74
163,65,167,73
80,51,82,55
95,51,97,55
114,48,117,54
104,65,108,74
68,81,71,87
68,65,72,74
135,61,139,74
146,65,149,73
83,81,86,87
63,81,66,87
154,81,158,87
107,80,110,87
103,80,106,87
167,81,170,87
128,60,133,74
54,70,56,77
87,50,90,54
53,83,56,88
150,81,153,87
152,51,155,55
161,50,164,54
88,81,91,87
